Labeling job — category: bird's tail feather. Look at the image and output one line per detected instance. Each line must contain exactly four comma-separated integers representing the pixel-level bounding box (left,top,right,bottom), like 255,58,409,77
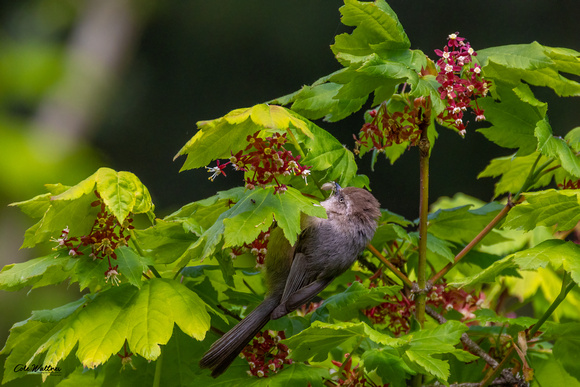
200,297,279,377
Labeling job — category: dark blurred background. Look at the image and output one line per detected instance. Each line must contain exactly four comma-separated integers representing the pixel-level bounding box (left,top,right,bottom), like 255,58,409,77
0,0,579,383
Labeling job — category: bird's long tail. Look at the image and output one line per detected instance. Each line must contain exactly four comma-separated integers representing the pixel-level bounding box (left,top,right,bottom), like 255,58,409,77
199,296,279,377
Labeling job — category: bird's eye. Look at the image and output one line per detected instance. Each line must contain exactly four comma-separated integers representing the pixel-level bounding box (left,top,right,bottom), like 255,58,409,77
339,196,344,203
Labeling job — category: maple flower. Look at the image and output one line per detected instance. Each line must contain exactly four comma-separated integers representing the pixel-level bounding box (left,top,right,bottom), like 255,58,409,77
219,131,311,194
205,159,230,181
105,265,121,286
434,32,489,134
241,330,292,377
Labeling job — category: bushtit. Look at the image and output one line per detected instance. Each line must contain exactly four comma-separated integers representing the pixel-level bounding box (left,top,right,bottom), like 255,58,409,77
200,182,381,377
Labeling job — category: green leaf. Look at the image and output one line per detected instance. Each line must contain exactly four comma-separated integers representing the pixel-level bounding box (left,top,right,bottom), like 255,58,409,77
0,253,72,291
19,278,212,370
512,239,580,284
223,187,325,248
504,189,580,232
425,233,455,263
133,219,199,265
265,363,328,387
95,169,137,224
479,42,580,97
285,320,464,382
449,255,517,287
72,253,109,292
320,281,401,321
536,119,580,177
477,82,546,155
478,152,559,198
290,82,368,122
94,169,154,223
427,202,508,246
12,168,155,248
178,187,326,264
544,322,580,381
284,321,400,362
531,352,580,387
30,296,89,323
478,42,554,70
8,183,69,218
371,223,409,247
23,190,99,249
452,239,580,287
403,321,468,381
123,279,211,361
0,319,64,384
405,350,449,381
472,309,537,329
362,348,413,387
175,104,313,171
115,246,153,288
332,0,410,61
565,127,580,153
288,120,364,193
165,187,246,233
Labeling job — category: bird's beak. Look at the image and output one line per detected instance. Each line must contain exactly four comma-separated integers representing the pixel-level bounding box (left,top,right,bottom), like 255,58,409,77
321,181,342,196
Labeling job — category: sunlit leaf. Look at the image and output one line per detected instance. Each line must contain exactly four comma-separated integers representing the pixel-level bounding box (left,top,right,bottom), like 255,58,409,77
0,253,72,291
175,104,314,171
504,189,580,232
451,239,580,287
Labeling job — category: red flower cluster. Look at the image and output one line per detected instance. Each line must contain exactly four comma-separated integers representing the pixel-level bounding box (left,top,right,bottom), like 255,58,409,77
363,292,415,336
230,230,271,268
427,283,485,322
206,131,311,194
331,354,378,386
354,97,428,154
360,275,484,335
435,32,489,135
240,330,292,378
558,179,580,189
51,190,134,285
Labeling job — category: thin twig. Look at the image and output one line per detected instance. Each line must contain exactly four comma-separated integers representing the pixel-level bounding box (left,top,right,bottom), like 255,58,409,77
367,243,413,288
430,203,513,284
425,306,498,369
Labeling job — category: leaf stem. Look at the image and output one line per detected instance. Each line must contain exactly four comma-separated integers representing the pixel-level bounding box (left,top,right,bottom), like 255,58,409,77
153,346,163,387
528,270,576,338
367,243,414,288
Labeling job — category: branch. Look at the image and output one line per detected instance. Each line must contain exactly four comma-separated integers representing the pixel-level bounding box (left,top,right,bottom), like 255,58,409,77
367,243,414,288
425,306,498,369
415,121,431,327
430,202,513,284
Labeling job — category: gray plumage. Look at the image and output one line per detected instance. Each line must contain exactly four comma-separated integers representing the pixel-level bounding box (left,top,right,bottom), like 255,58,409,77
199,183,381,377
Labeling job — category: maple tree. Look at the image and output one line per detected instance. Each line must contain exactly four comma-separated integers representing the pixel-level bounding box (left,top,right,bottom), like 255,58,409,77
2,1,580,386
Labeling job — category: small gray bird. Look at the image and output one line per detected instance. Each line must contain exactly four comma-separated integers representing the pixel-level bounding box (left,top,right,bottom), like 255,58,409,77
199,182,381,377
